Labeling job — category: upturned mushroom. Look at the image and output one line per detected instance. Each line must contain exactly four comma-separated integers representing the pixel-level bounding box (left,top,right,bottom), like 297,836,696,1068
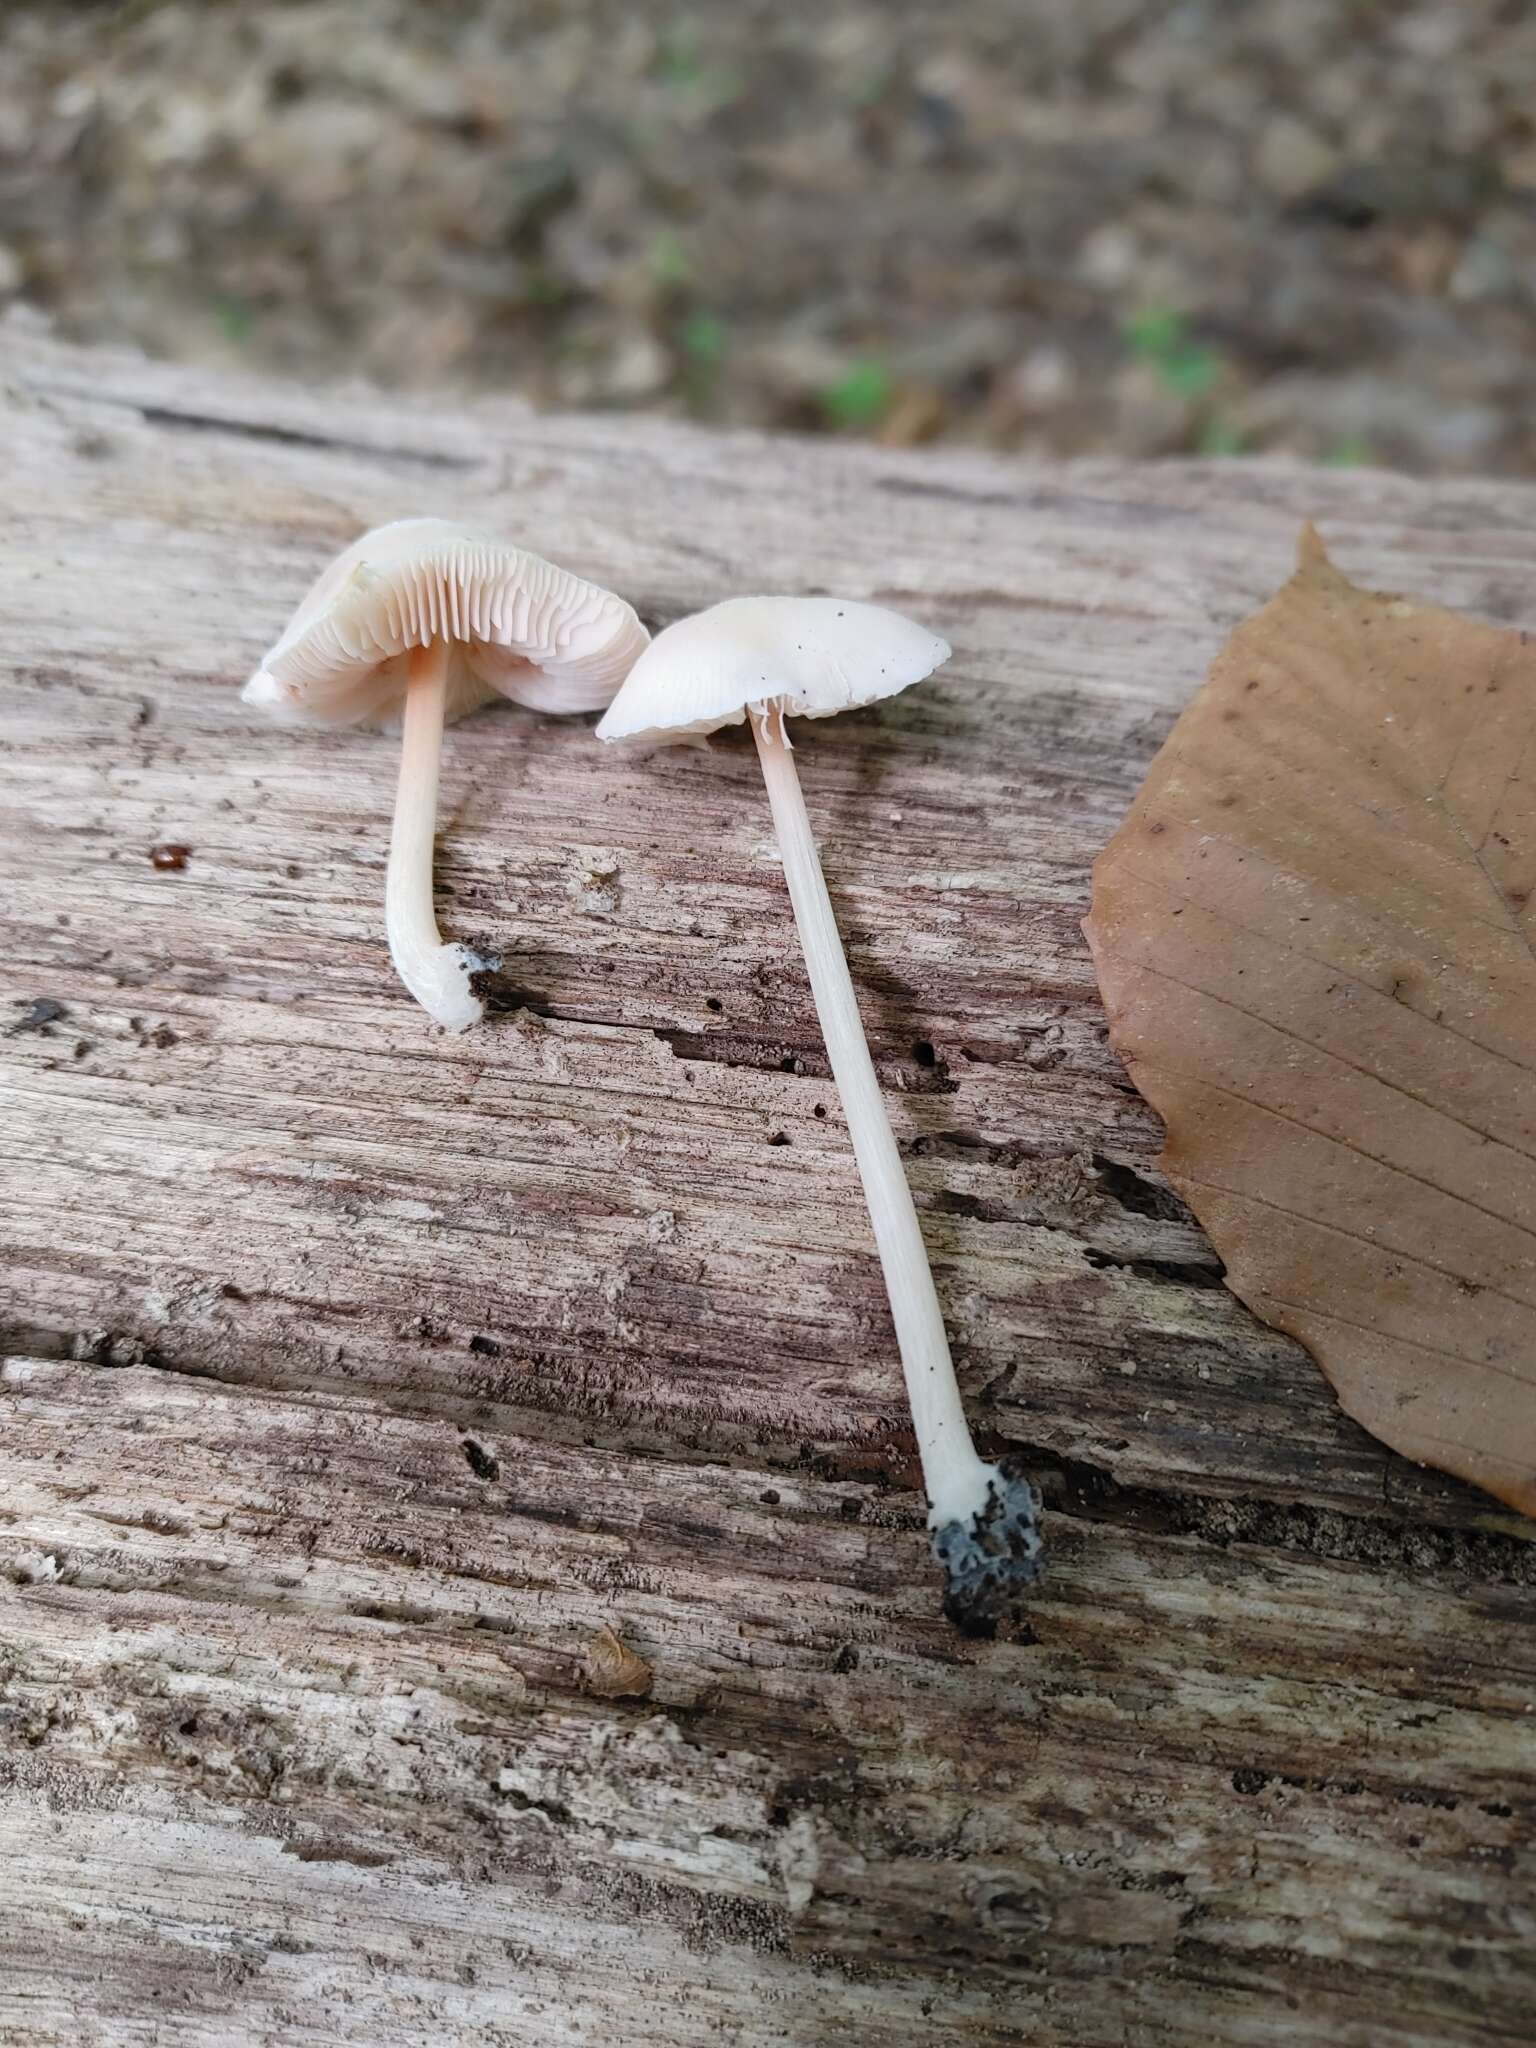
596,597,1043,1629
244,519,648,1030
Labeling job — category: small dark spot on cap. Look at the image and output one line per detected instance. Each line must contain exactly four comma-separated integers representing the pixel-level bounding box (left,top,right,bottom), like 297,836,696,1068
151,843,191,871
1147,820,1166,836
705,996,723,1013
467,1334,500,1357
839,1496,862,1521
759,1488,780,1505
912,1040,937,1067
768,1131,791,1146
832,1644,860,1674
813,1103,827,1118
285,862,302,880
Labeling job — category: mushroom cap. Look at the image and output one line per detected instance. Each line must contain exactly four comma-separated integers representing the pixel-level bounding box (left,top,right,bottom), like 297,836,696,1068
242,519,649,730
594,596,950,745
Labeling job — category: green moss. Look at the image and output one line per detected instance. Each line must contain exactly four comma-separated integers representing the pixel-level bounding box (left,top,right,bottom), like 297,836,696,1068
678,308,728,367
1123,306,1222,401
1319,434,1374,468
821,359,892,430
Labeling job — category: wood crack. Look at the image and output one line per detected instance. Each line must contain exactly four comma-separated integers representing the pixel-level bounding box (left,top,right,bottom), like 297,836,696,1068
35,383,479,472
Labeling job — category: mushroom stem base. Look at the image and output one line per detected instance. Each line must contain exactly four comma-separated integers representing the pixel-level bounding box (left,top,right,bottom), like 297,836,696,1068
386,638,484,1033
931,1460,1045,1637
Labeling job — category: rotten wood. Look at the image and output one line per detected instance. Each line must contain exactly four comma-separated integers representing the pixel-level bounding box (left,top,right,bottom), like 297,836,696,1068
1,326,1534,2046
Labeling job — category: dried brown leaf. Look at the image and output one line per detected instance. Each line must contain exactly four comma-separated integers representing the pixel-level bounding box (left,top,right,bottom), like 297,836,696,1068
1085,526,1536,1516
583,1624,653,1700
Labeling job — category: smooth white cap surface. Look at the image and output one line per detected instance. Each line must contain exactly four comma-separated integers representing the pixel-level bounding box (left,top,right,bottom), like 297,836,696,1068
594,596,950,745
243,519,649,730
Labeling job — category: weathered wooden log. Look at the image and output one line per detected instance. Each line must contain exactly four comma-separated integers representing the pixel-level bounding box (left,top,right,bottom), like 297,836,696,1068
2,325,1533,2046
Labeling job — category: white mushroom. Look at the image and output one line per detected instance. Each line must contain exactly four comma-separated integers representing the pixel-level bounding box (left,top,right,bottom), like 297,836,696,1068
597,597,1043,1629
244,519,648,1031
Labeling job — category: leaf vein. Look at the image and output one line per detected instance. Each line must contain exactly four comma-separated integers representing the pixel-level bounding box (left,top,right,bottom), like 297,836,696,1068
1175,1171,1536,1328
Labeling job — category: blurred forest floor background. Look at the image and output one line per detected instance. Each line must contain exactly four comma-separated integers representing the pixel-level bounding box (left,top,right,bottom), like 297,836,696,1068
2,0,1534,473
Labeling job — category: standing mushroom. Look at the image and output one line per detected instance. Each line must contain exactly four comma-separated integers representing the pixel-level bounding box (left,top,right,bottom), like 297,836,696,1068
243,519,648,1031
596,597,1043,1629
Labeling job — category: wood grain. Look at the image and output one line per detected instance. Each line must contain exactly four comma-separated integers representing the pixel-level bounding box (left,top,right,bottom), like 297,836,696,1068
2,326,1535,2045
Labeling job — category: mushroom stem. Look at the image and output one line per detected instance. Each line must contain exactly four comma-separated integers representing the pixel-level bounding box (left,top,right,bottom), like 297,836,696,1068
385,639,484,1033
752,708,1041,1627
